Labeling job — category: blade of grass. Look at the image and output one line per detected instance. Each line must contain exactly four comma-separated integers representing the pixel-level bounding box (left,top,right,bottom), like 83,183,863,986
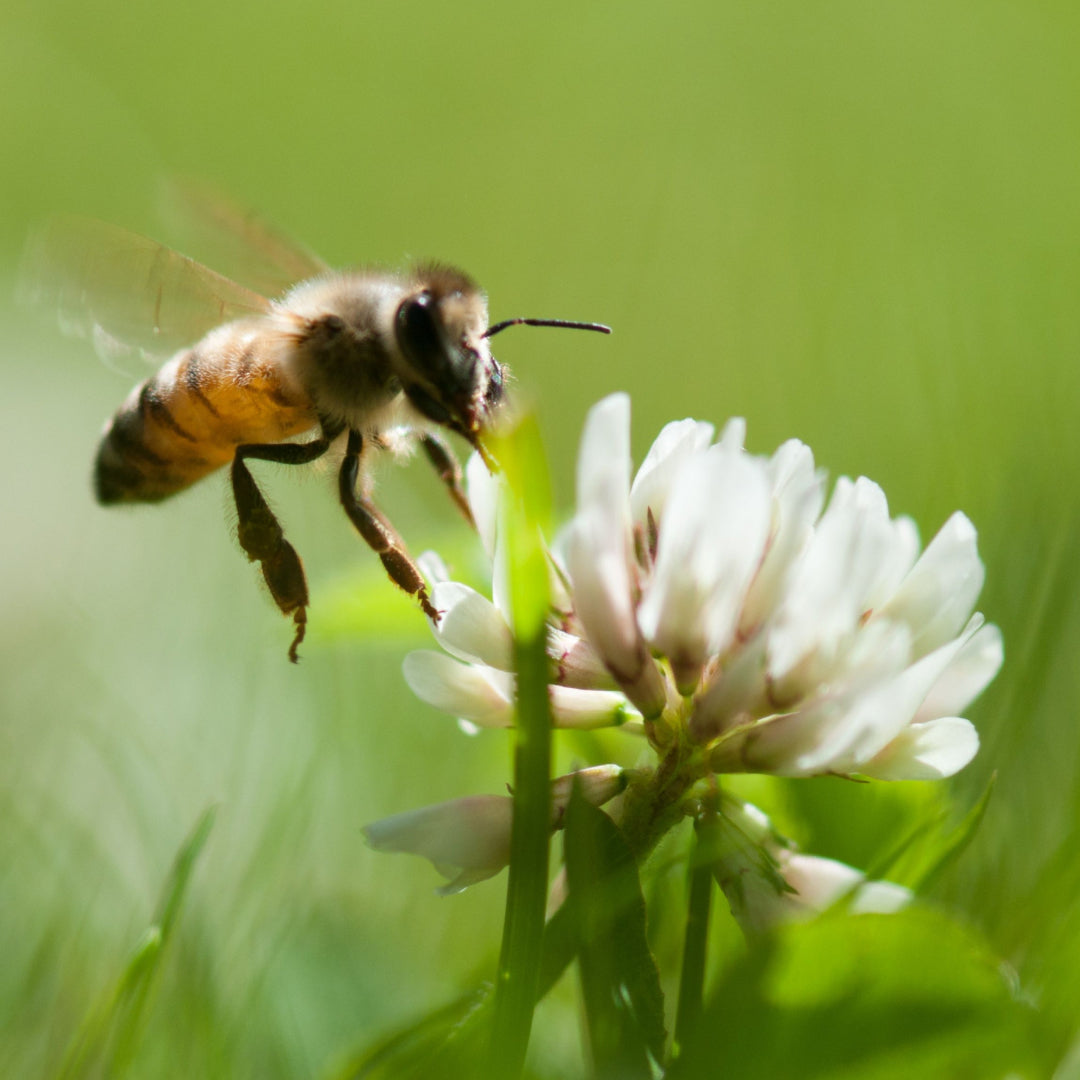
56,805,216,1080
487,415,554,1080
331,986,492,1080
866,774,996,892
905,774,996,893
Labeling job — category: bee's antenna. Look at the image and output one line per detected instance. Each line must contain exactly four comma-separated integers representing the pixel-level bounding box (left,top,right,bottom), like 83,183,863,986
483,317,612,339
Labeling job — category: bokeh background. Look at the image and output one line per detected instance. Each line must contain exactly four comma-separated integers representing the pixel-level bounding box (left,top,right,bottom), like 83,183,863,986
3,1,1080,1075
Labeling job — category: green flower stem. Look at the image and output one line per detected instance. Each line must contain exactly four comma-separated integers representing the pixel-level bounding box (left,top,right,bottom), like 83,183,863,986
618,742,701,862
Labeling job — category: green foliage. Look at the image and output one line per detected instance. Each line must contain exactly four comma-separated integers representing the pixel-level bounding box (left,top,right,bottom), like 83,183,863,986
671,910,1040,1079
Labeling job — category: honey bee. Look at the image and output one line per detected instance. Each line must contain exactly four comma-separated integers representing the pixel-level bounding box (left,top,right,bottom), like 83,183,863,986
23,192,610,661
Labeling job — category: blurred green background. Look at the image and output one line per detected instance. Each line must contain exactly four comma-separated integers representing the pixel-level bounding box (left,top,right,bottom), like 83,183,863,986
3,0,1079,1075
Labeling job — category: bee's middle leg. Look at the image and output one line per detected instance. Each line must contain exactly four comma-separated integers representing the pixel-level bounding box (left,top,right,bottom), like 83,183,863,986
231,431,336,662
339,430,439,621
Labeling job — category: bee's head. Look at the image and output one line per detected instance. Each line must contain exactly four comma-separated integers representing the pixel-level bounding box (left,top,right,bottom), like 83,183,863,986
394,266,505,453
395,266,609,462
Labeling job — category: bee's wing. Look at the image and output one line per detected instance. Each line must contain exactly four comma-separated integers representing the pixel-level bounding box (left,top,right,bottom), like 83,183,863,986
161,178,331,300
20,216,274,358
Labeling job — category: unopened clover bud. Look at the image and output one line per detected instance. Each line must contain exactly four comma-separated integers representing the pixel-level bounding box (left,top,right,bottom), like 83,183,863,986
705,800,911,939
550,764,628,823
364,766,626,895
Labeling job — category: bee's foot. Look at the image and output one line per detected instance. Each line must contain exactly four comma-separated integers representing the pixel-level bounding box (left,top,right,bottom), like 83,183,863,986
288,609,307,663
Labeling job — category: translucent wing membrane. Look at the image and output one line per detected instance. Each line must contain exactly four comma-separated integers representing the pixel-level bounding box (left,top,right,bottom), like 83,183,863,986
19,216,273,358
160,178,330,299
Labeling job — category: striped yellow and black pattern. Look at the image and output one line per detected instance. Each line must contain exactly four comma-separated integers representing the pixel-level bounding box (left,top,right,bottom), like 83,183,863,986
94,322,316,504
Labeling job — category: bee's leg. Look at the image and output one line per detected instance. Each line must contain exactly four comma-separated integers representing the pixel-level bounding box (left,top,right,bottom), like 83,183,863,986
420,433,475,527
339,430,440,621
231,431,336,662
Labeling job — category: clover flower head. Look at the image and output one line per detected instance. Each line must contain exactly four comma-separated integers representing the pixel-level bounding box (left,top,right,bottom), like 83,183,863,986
405,393,1002,784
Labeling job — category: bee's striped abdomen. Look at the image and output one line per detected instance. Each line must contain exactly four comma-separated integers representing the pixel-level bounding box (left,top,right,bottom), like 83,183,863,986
95,375,201,503
94,323,317,504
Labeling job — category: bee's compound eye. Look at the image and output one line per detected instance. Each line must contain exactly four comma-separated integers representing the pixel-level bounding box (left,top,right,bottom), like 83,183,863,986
395,292,443,364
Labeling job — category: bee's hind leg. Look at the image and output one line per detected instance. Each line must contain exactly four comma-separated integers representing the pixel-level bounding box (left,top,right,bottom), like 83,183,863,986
339,430,439,622
231,429,338,662
420,433,475,528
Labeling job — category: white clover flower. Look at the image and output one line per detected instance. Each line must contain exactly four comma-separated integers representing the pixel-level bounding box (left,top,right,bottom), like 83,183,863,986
404,392,1000,786
363,765,627,894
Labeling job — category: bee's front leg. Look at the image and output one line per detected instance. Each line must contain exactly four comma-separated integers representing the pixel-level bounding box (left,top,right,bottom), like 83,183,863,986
339,430,439,621
419,432,474,528
231,429,338,662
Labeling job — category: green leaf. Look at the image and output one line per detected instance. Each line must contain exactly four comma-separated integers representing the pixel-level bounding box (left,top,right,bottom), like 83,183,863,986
56,806,216,1080
563,791,667,1079
670,908,1038,1079
673,814,716,1056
